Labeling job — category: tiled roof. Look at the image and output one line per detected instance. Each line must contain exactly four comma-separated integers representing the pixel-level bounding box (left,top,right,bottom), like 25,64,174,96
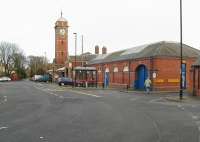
88,41,200,65
69,53,97,61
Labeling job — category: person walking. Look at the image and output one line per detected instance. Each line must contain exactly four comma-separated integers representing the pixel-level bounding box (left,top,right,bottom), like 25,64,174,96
144,77,151,94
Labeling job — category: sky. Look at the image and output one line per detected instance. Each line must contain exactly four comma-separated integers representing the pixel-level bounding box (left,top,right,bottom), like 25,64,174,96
0,0,200,62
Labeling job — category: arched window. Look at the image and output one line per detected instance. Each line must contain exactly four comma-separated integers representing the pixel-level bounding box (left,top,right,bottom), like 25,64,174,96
105,68,109,73
123,66,129,72
98,67,101,73
113,67,118,73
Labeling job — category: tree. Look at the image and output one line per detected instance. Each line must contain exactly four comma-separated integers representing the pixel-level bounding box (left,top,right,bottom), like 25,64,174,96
0,41,27,78
27,55,48,77
0,42,18,75
12,51,27,78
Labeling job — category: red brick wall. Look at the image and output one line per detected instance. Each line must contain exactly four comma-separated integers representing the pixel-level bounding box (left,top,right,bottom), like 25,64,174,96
89,57,197,91
152,57,196,91
55,21,68,65
71,60,83,67
193,67,200,96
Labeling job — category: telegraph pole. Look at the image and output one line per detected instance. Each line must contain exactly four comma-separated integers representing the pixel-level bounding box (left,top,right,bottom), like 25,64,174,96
179,0,183,100
81,35,84,67
73,33,77,87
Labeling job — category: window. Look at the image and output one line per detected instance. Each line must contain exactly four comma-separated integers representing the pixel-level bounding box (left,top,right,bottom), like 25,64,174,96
113,67,118,73
123,66,129,72
105,68,109,73
198,69,200,89
98,67,102,73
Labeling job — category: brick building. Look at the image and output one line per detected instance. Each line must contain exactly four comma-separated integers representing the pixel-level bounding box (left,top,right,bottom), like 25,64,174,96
88,41,200,91
52,14,96,79
52,15,200,91
192,58,200,96
54,13,69,69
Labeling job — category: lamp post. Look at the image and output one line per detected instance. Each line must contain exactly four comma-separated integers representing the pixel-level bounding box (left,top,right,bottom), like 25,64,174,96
179,0,183,100
73,33,77,87
52,60,55,83
81,35,84,67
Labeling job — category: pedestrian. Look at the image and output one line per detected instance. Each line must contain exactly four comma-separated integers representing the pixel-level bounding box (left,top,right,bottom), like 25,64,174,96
144,77,151,94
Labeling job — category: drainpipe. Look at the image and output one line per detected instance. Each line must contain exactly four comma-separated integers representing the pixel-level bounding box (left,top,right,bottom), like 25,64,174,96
128,60,131,89
192,66,195,96
102,64,104,88
150,57,154,91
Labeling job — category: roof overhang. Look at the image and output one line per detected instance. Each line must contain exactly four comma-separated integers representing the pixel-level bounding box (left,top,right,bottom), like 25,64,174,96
75,66,96,71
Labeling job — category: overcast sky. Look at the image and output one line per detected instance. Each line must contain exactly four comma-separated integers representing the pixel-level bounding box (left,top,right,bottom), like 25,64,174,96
0,0,200,62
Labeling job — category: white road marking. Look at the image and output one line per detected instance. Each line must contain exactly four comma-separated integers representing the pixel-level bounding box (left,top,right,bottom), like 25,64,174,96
181,107,185,110
34,86,58,96
33,84,101,98
192,105,196,108
0,96,7,104
69,90,102,98
149,97,163,103
59,96,76,99
130,97,140,101
59,96,64,99
177,104,182,108
0,127,8,130
4,96,7,102
52,89,65,92
192,115,198,120
39,136,44,139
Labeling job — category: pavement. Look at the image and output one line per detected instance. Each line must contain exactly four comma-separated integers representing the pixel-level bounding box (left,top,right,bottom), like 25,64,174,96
0,80,200,142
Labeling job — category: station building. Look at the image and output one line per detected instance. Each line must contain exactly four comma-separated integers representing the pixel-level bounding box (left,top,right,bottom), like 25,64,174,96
192,58,200,96
52,14,200,92
88,41,200,91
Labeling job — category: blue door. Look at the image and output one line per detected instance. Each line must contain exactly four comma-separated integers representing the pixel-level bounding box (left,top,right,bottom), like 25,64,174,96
104,72,110,88
136,65,148,90
182,64,186,89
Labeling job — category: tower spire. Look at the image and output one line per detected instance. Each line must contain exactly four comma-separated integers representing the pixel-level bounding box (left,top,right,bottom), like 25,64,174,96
61,10,63,17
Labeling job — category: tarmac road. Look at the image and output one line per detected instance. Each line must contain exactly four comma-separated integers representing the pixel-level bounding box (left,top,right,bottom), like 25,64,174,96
0,80,199,142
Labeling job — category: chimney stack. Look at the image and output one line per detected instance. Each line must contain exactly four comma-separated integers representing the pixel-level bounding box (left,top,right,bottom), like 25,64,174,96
95,45,99,54
102,46,107,54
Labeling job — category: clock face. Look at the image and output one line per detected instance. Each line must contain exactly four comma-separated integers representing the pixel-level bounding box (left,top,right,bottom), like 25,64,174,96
59,29,65,36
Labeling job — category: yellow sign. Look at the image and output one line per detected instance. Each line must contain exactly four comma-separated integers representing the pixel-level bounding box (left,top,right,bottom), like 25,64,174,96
154,79,164,83
168,79,180,83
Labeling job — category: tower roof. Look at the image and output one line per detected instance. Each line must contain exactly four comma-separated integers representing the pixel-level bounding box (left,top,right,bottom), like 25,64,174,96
57,17,67,22
56,11,68,22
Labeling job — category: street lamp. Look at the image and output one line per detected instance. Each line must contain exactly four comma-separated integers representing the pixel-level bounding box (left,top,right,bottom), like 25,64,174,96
81,35,84,67
73,33,77,87
179,0,183,100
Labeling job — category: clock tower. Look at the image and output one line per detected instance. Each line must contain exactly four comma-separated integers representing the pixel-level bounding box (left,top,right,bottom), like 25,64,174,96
55,12,69,66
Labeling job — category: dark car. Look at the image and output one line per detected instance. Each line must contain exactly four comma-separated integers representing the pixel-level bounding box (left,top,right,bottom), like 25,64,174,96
58,77,73,86
37,74,52,82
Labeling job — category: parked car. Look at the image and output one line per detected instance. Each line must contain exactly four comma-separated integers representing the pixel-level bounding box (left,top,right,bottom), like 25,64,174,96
0,76,11,82
37,74,52,82
33,75,43,82
58,77,73,86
